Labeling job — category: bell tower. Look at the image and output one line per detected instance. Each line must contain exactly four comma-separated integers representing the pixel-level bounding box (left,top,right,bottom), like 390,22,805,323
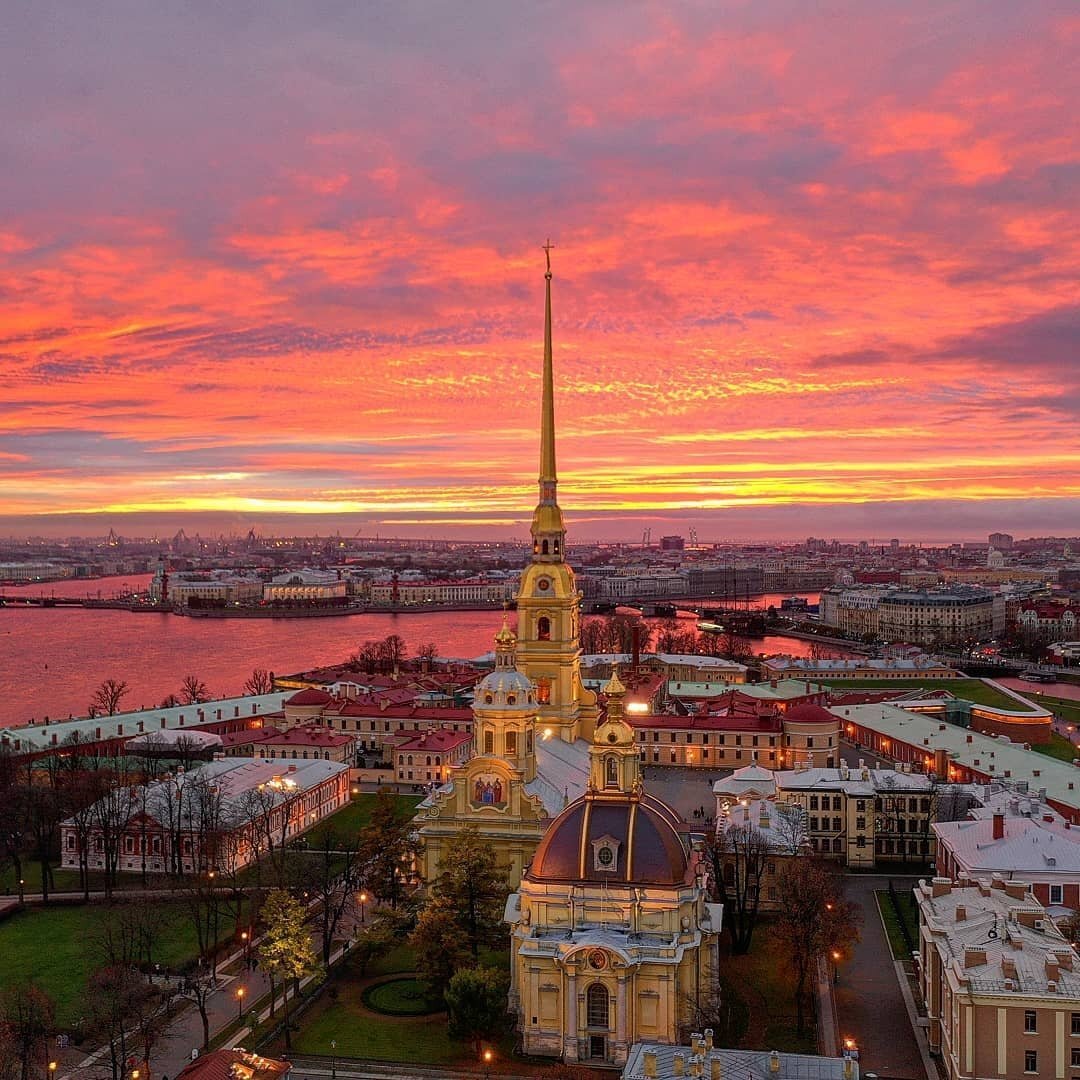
515,243,598,743
588,668,642,794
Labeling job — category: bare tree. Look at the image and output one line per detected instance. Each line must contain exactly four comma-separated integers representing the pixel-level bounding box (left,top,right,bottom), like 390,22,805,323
301,825,364,963
377,634,408,672
416,642,439,664
243,668,275,695
702,819,772,954
180,675,210,705
93,776,137,899
89,678,130,717
0,982,54,1080
770,801,810,855
772,858,861,1034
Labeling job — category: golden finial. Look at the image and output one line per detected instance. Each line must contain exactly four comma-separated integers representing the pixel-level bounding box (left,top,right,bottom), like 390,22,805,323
603,664,627,698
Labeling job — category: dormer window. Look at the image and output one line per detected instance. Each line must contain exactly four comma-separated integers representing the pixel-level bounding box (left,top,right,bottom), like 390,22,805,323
592,834,621,872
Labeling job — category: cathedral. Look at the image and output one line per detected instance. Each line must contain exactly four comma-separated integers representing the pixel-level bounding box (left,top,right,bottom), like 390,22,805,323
413,250,719,1065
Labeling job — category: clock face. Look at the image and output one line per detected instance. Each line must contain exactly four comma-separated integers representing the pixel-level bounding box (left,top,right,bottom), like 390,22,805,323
537,576,552,592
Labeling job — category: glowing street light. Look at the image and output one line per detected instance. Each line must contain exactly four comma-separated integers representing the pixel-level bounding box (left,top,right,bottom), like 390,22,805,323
483,1048,493,1080
236,985,245,1018
359,891,368,923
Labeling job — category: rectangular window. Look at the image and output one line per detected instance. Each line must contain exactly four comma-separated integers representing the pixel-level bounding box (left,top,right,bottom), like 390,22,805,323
1072,1049,1080,1068
810,817,819,831
505,731,517,754
1024,1010,1037,1033
1072,1013,1080,1035
1051,884,1064,905
833,817,842,832
856,817,866,830
856,800,866,813
810,796,819,811
1025,1049,1037,1073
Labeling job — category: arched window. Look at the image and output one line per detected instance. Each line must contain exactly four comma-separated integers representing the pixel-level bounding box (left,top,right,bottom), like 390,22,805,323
407,755,413,765
426,755,432,766
586,983,609,1029
541,540,550,555
605,756,619,788
537,616,551,641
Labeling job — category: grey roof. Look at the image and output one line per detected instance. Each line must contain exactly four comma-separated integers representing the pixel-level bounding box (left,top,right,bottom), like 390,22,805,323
623,1043,858,1079
1,693,287,753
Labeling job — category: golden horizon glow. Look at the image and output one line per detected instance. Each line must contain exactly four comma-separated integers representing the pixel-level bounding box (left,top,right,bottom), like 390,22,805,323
0,5,1077,539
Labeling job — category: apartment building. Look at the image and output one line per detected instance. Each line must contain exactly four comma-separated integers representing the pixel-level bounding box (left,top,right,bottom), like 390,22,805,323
917,876,1080,1080
774,764,938,867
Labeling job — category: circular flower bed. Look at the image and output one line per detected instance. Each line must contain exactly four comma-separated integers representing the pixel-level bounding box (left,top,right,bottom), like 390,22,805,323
361,976,442,1016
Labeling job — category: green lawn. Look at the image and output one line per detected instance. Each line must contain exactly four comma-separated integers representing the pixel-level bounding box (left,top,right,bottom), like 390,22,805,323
876,890,918,961
820,677,1037,712
1032,732,1078,762
300,792,422,850
724,928,818,1054
0,901,244,1029
287,937,511,1065
1037,695,1080,727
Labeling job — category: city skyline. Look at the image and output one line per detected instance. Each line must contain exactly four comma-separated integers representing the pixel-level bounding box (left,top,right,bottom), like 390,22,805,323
2,3,1078,541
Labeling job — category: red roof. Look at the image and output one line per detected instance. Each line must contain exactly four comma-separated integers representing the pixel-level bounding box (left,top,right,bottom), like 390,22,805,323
630,713,783,733
285,688,334,706
785,703,838,724
175,1049,290,1080
220,726,280,747
396,728,473,752
261,724,353,747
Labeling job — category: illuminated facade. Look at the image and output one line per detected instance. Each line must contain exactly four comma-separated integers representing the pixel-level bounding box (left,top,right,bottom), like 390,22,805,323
416,620,564,884
506,672,721,1066
514,244,600,745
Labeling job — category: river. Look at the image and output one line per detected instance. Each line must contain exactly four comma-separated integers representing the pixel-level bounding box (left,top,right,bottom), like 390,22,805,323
0,577,831,726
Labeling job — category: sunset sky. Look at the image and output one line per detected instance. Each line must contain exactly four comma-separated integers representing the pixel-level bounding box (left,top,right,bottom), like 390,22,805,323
1,2,1077,542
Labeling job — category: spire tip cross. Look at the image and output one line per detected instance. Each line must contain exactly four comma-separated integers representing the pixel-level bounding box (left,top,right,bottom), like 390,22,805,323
543,238,555,274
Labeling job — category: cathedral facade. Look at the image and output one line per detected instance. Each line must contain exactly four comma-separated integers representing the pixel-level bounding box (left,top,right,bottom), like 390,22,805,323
505,671,722,1066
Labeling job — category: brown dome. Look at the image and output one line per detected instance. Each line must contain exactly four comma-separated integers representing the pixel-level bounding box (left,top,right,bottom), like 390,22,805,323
527,791,689,886
785,702,836,724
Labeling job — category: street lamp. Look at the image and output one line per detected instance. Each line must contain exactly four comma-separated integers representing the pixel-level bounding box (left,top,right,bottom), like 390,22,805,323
18,878,24,903
48,1063,57,1079
832,950,841,983
483,1047,493,1080
236,985,245,1019
331,1038,337,1080
359,891,367,923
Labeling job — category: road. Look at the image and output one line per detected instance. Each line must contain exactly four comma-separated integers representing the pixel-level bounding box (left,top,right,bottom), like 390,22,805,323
838,875,929,1080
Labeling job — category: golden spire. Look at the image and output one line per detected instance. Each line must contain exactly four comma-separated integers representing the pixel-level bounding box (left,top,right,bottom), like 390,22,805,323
540,239,557,488
530,239,566,561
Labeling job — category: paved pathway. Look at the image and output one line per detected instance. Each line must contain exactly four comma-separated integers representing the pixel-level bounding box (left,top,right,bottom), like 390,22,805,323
837,875,928,1080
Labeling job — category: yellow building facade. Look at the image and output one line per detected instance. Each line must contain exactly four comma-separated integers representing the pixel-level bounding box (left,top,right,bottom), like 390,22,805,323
415,246,598,883
506,672,722,1067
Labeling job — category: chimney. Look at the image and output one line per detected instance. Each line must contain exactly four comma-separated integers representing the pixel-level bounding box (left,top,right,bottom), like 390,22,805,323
711,1059,722,1080
643,1051,657,1078
963,947,987,968
673,1053,685,1077
704,1028,714,1050
955,905,966,921
931,878,951,898
769,1050,781,1073
993,813,1005,840
1046,955,1060,982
